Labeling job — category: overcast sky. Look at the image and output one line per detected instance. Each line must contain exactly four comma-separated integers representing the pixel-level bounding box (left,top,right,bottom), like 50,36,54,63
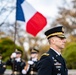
1,0,71,24
27,0,64,17
0,0,64,23
0,0,71,36
0,0,71,23
0,0,71,35
0,0,71,50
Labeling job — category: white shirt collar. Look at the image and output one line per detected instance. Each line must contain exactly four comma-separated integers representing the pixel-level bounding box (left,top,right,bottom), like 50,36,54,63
32,58,37,61
50,47,61,56
15,58,21,62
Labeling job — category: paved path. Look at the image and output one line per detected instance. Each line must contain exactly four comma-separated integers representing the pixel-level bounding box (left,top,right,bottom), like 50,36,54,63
68,70,76,75
4,69,76,75
4,69,12,75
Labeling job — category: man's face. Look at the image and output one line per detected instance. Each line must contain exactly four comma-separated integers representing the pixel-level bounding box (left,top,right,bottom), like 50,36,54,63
31,52,38,59
51,36,66,50
16,54,21,58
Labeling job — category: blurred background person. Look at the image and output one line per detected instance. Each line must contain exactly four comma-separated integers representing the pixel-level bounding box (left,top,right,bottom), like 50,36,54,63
6,49,26,75
22,47,39,75
0,53,6,75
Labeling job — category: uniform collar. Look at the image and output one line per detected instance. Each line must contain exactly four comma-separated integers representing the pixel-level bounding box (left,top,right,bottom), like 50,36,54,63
32,58,37,61
15,58,21,62
50,47,61,56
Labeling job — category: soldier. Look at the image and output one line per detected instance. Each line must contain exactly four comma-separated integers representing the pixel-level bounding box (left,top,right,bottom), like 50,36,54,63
0,54,6,75
37,26,68,75
22,47,39,75
6,50,26,75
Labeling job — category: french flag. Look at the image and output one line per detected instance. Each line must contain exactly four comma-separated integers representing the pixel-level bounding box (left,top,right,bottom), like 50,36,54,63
16,0,47,36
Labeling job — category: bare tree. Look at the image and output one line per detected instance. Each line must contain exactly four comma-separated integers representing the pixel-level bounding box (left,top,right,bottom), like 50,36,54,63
51,0,76,36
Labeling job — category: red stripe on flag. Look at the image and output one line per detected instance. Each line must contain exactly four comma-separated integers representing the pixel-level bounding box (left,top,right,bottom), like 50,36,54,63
26,12,47,36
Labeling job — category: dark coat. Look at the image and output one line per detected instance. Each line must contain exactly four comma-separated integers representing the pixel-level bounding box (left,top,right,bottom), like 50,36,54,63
0,61,6,74
37,48,68,75
26,61,38,75
6,58,26,75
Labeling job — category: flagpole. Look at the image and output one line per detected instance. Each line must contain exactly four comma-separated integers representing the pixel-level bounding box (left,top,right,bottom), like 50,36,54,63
14,21,17,51
12,21,17,73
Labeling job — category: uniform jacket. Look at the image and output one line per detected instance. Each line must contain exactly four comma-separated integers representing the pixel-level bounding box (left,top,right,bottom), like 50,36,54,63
6,58,26,75
0,60,6,74
37,48,68,75
26,60,38,75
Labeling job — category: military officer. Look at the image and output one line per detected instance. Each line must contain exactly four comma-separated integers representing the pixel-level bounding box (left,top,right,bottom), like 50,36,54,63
22,47,39,75
0,54,6,75
37,26,68,75
6,50,26,75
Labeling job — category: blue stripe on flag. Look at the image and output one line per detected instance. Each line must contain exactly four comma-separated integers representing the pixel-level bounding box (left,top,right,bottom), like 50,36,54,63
16,0,25,21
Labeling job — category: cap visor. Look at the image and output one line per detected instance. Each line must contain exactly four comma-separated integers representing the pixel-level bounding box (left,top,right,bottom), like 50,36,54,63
57,35,66,38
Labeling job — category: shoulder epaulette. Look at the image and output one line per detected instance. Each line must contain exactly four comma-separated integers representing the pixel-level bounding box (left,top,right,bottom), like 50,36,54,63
41,53,49,57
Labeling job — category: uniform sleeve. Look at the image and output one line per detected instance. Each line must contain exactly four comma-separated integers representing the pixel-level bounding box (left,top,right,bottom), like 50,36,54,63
21,61,26,74
0,62,6,74
37,56,53,75
6,58,13,65
21,61,26,69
